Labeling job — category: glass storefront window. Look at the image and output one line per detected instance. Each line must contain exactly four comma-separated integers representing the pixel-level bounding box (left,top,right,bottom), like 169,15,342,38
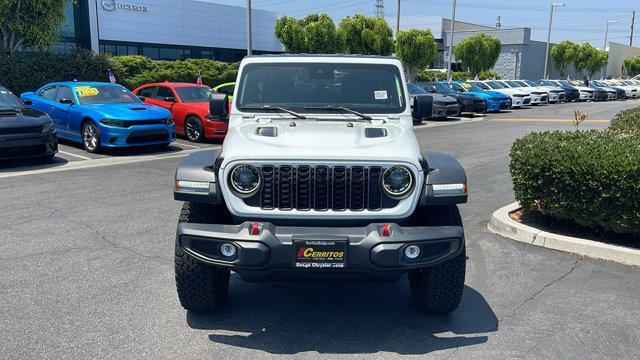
143,47,159,59
158,48,182,60
128,46,139,55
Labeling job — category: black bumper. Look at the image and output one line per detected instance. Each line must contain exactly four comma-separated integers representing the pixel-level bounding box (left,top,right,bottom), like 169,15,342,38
0,132,57,160
460,101,486,113
177,222,464,282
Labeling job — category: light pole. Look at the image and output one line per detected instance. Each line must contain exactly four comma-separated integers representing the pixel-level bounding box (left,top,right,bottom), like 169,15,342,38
246,0,252,56
602,20,619,78
446,0,457,82
543,3,565,80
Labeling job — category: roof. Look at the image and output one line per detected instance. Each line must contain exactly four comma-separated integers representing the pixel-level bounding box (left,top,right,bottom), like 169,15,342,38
246,54,398,59
141,82,209,88
46,81,121,87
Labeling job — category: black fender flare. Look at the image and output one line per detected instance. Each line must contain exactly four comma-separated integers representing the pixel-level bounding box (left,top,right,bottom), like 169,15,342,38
174,149,224,204
418,152,468,206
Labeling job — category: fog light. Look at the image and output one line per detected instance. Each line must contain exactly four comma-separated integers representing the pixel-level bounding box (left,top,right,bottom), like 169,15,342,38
405,245,420,260
220,243,236,258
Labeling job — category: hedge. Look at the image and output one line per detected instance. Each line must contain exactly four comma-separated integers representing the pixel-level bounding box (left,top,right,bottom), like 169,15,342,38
0,50,238,95
609,106,640,133
510,130,640,235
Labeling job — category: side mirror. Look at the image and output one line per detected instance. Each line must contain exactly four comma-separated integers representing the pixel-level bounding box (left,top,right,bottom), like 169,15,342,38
205,94,229,123
163,97,176,103
412,95,433,121
429,88,438,93
59,98,74,105
22,99,33,106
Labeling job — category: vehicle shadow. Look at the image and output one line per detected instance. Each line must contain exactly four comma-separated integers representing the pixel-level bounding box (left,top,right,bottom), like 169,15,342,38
187,282,497,355
58,138,189,157
0,156,68,172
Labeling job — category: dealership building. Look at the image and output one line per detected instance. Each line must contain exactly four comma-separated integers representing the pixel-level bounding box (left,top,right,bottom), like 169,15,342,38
57,0,282,61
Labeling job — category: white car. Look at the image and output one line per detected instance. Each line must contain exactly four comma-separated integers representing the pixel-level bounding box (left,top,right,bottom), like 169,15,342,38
556,80,594,101
474,80,531,107
617,80,640,98
603,80,638,98
517,80,564,103
172,54,469,314
497,80,548,105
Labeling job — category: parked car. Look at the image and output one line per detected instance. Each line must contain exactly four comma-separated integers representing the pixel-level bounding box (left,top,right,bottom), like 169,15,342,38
407,83,460,122
571,81,608,101
508,80,553,103
213,82,235,102
416,82,487,114
21,82,175,153
541,80,580,102
445,81,511,111
474,80,531,107
612,80,640,98
1,85,57,162
556,80,594,101
590,80,624,100
133,82,227,142
521,80,565,103
173,54,469,314
496,80,548,105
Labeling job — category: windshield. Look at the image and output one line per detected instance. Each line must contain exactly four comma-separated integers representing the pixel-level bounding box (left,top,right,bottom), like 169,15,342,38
486,81,504,89
558,80,574,87
475,82,491,90
462,82,483,91
542,81,557,86
522,80,538,87
506,81,522,87
75,85,141,105
407,83,428,95
175,86,215,103
432,82,455,94
0,88,23,109
236,63,405,114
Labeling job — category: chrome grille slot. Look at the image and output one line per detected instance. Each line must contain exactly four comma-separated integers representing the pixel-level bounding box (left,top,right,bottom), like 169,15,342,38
257,165,392,211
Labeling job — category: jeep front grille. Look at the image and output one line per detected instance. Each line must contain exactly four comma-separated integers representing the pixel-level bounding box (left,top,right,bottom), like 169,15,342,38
257,165,390,211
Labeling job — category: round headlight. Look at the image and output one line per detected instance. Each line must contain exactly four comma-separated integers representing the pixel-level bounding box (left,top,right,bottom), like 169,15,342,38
382,166,413,198
229,164,261,196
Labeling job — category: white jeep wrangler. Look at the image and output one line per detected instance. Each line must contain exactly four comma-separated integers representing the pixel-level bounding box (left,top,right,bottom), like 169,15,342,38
173,55,468,314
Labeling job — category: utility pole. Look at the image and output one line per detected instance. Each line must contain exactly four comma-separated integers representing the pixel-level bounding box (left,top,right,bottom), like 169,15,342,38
446,0,457,82
602,20,619,79
246,0,252,56
375,0,384,18
396,0,400,34
631,10,636,46
496,16,501,29
543,3,565,80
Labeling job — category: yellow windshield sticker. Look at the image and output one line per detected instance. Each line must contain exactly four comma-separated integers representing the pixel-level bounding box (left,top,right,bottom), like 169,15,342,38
75,86,99,97
462,83,472,89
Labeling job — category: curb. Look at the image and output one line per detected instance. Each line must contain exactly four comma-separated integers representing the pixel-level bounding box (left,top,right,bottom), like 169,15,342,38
488,202,640,267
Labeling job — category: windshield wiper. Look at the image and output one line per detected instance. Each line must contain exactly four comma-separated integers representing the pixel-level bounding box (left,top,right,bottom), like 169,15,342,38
241,105,307,119
304,106,372,121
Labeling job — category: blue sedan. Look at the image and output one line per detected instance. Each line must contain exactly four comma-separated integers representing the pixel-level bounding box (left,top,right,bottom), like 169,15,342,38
445,81,512,112
21,82,175,153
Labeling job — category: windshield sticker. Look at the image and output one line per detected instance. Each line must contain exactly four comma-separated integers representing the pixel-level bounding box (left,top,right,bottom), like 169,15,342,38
0,91,7,94
374,90,388,100
75,86,99,97
462,83,472,89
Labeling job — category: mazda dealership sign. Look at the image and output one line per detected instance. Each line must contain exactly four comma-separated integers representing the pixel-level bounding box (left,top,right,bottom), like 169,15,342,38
101,0,148,13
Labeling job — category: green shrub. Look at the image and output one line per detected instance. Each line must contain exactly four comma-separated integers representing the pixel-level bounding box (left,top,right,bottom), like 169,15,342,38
0,50,239,94
510,130,640,235
415,69,499,82
609,106,640,133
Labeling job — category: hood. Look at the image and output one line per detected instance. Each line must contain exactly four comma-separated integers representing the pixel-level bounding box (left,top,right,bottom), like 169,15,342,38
0,107,51,130
82,103,171,120
469,90,506,99
221,118,420,166
450,93,483,101
430,93,458,103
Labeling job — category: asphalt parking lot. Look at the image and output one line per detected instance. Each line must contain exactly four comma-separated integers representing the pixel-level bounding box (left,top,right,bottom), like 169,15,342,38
1,100,639,359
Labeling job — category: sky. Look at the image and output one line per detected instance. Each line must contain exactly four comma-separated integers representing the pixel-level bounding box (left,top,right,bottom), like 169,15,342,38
199,0,639,47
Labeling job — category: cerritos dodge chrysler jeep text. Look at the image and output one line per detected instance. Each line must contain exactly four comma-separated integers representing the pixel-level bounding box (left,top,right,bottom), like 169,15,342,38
173,55,469,314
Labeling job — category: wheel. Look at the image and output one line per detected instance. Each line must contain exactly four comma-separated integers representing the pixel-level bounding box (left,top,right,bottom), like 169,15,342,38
82,121,101,153
408,205,466,314
40,153,56,163
185,116,204,142
413,117,423,125
175,202,230,313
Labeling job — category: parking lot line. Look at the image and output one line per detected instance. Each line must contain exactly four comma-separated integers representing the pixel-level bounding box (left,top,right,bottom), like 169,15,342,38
57,150,92,160
175,142,204,149
488,118,610,123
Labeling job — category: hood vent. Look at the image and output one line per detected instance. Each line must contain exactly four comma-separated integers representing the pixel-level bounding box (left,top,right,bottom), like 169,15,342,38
0,108,20,117
256,126,278,137
129,106,148,111
365,128,387,138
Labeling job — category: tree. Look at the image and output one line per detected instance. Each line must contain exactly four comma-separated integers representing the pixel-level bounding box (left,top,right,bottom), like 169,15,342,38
550,40,579,77
452,33,501,76
0,0,72,54
587,49,608,77
275,14,340,54
573,43,598,76
395,29,437,82
623,56,640,77
337,14,394,56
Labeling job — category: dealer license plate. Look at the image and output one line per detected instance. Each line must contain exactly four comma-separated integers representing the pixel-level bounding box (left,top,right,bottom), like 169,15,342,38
294,240,347,269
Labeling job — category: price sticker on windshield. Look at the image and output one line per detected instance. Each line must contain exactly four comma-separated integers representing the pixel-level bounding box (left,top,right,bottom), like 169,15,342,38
75,86,99,97
374,90,388,100
462,83,472,89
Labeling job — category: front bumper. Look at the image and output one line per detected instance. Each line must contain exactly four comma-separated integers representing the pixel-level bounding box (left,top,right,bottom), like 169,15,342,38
0,131,57,160
99,123,176,147
460,101,486,113
579,92,593,100
177,221,464,282
486,99,511,111
431,103,460,118
510,96,530,107
203,119,228,139
548,92,565,102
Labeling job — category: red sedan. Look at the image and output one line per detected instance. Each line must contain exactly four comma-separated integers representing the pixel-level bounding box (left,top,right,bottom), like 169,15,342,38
132,82,227,142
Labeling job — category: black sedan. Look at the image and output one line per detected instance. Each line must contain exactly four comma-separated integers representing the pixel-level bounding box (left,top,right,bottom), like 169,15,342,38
541,80,580,102
416,82,486,114
0,85,57,162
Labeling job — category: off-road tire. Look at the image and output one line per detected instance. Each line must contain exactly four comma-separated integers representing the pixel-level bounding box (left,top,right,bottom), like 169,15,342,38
408,205,466,314
175,202,230,313
413,117,423,125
